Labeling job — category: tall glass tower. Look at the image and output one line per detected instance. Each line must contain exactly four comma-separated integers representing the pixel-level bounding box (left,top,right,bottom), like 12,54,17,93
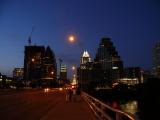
95,37,123,83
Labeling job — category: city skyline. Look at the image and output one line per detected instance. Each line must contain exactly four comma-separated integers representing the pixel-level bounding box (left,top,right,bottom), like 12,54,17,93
0,0,160,77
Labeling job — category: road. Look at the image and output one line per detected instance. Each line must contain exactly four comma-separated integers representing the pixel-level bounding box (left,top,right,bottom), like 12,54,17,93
0,89,96,120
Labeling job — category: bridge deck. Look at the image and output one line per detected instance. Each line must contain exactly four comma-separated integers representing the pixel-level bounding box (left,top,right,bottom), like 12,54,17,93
0,89,96,120
41,94,96,120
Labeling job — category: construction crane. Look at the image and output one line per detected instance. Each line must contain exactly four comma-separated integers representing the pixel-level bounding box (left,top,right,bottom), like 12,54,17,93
28,27,34,46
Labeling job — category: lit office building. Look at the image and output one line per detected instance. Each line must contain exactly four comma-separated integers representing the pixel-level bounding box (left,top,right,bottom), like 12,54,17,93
41,46,57,87
24,45,45,84
95,37,123,83
119,67,143,85
81,51,91,65
24,45,57,87
77,51,92,90
13,68,24,80
60,64,67,84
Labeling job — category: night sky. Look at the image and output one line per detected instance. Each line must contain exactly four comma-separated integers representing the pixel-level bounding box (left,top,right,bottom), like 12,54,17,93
0,0,160,77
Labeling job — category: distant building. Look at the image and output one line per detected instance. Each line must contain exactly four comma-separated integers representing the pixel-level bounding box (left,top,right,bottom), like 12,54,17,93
81,51,91,64
13,68,24,80
153,42,160,78
41,46,57,87
91,62,104,87
95,37,123,84
0,73,12,88
77,51,93,90
60,64,67,84
24,45,57,87
24,45,45,86
119,67,143,85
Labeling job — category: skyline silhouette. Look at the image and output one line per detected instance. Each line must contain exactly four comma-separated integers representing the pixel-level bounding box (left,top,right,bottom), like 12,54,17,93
0,0,160,77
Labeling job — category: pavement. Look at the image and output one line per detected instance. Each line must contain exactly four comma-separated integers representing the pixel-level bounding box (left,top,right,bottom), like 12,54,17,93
0,89,97,120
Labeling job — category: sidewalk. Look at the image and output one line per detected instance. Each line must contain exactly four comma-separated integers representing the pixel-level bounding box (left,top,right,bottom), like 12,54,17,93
41,95,97,120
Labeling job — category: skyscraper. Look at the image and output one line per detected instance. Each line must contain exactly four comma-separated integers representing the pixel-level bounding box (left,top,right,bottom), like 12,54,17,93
24,45,57,87
60,64,67,84
153,42,160,78
24,45,45,86
95,37,123,83
77,51,92,90
41,46,57,87
81,51,91,64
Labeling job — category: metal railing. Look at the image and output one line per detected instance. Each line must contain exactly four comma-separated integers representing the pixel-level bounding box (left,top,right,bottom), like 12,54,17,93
81,92,135,120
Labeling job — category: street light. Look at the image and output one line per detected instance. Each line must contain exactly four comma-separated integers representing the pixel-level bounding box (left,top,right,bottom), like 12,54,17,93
31,58,35,62
71,66,77,78
51,71,54,75
72,66,76,71
68,35,76,43
67,34,85,91
71,65,77,86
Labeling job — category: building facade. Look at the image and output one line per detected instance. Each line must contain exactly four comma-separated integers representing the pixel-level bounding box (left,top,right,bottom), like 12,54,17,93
60,64,67,84
41,46,57,87
95,37,123,84
77,51,92,90
153,42,160,78
13,68,24,80
119,67,142,85
24,45,57,87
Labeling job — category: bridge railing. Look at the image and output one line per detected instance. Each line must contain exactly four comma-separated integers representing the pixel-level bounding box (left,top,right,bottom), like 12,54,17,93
81,92,135,120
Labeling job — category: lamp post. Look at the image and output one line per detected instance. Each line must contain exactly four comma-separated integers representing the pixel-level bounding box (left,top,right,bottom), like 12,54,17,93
67,35,83,91
72,66,76,71
71,65,77,85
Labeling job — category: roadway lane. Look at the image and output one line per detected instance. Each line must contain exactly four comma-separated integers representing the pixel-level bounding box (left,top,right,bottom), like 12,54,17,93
0,89,63,120
0,89,96,120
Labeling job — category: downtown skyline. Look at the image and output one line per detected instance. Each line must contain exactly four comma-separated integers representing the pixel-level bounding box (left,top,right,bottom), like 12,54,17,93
0,0,160,77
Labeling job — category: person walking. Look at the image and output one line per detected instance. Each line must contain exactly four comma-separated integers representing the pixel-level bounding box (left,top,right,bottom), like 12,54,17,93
65,88,69,102
72,88,77,101
68,88,73,101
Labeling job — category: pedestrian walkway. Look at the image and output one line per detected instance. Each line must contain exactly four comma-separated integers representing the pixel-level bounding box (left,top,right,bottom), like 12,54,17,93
41,93,97,120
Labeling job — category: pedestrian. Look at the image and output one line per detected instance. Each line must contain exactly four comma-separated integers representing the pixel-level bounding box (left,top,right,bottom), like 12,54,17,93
72,88,76,101
65,88,69,102
68,88,73,101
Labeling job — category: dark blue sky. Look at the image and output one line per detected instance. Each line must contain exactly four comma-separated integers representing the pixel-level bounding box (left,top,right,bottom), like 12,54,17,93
0,0,160,77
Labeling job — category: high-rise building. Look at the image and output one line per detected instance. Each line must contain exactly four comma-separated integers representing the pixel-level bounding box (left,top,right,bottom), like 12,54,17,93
24,45,45,84
41,46,57,87
153,42,160,78
77,51,92,90
13,68,24,80
60,64,67,84
24,45,57,87
95,37,123,83
81,51,91,64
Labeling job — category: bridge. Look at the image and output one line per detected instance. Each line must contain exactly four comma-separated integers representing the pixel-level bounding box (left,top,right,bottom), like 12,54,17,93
0,88,135,120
